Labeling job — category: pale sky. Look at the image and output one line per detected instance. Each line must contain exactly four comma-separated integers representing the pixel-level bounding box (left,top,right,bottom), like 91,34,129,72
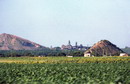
0,0,130,48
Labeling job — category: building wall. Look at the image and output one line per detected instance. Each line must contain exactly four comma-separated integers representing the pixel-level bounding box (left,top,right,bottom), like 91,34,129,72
84,53,91,57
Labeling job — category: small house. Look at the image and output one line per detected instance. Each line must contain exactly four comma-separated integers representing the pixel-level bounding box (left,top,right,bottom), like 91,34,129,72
67,56,73,57
120,53,129,56
84,52,91,57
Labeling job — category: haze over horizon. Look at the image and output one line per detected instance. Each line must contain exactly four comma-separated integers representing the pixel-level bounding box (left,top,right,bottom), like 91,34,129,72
0,0,130,48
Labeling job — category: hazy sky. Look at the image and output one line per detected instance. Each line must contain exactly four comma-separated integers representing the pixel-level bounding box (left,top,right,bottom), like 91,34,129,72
0,0,130,48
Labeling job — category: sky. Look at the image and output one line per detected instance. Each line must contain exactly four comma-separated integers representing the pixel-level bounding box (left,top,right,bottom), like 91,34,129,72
0,0,130,48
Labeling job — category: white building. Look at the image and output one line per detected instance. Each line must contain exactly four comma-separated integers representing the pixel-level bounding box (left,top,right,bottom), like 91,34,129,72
67,56,73,57
84,52,91,57
120,53,128,56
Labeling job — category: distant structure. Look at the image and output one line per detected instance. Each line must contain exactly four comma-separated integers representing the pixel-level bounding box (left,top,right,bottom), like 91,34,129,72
67,56,73,57
120,53,129,56
61,40,90,50
68,40,71,45
84,51,91,57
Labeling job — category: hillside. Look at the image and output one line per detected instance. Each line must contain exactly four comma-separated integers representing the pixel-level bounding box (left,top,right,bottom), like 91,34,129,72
0,33,45,50
84,40,124,56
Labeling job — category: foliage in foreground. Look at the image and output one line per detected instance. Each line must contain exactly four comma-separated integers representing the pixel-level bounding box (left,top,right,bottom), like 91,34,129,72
0,57,130,84
0,63,130,84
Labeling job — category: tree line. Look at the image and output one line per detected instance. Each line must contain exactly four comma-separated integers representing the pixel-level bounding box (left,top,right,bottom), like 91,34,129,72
122,47,130,55
0,49,84,57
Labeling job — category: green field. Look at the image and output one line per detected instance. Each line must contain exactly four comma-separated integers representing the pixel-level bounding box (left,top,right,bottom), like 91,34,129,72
0,57,130,84
0,56,130,64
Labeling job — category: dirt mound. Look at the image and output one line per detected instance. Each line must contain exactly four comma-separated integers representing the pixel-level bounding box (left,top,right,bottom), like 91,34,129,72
0,33,45,50
84,40,124,56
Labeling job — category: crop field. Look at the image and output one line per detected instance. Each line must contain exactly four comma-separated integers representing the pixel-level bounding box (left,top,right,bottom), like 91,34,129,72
0,56,130,64
0,57,130,84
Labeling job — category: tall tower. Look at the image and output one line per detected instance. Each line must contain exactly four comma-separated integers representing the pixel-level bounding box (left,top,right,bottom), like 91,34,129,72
75,42,78,47
68,40,71,45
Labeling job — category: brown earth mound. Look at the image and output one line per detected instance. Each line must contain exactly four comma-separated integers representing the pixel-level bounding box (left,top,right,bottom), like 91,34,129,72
0,33,45,50
84,40,124,56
